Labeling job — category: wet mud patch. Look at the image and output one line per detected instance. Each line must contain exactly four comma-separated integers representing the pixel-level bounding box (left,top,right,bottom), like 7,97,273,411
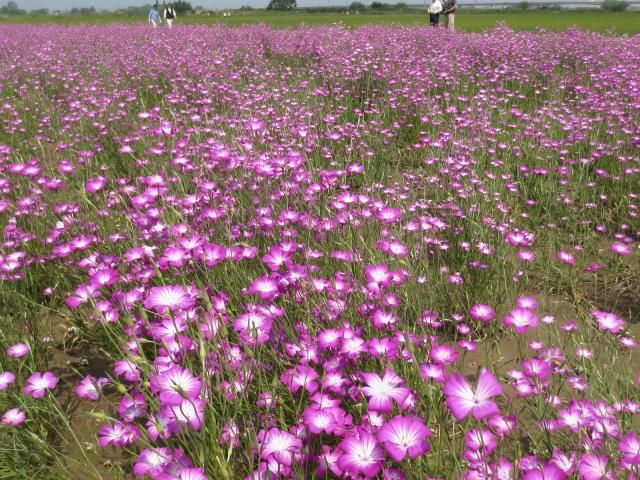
48,321,130,480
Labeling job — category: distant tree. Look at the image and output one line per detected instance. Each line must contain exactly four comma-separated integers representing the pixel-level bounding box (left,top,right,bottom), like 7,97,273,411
0,1,26,14
370,1,396,9
173,0,193,13
349,1,366,10
506,1,529,9
601,0,628,10
266,0,296,10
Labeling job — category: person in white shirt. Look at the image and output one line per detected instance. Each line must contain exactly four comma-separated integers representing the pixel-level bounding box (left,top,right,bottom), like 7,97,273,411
164,4,176,28
428,0,442,26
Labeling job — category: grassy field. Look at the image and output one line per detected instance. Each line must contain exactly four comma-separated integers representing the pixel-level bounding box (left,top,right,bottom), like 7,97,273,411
0,20,639,480
1,10,640,33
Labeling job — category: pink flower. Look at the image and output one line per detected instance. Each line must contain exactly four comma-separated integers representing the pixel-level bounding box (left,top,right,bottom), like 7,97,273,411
303,406,346,435
591,310,625,334
443,369,504,420
371,309,399,329
157,467,209,480
364,264,393,288
556,251,575,265
522,358,551,381
6,342,30,358
503,308,539,334
234,311,273,346
377,416,432,461
247,275,280,301
518,250,537,263
610,242,632,256
282,365,319,394
144,285,195,313
360,369,411,412
550,449,576,476
420,363,446,383
1,407,26,426
337,428,385,478
75,375,110,401
488,414,517,436
151,365,202,406
169,399,205,431
377,207,402,224
0,371,16,391
619,432,640,465
98,422,141,447
516,295,538,311
578,454,612,480
114,359,141,382
86,176,107,193
469,304,496,323
23,371,58,398
259,428,302,467
523,464,567,480
430,344,459,365
146,411,180,441
465,429,498,454
134,447,172,477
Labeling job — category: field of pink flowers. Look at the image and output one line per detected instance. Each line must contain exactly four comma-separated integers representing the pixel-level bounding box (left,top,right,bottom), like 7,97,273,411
0,23,639,480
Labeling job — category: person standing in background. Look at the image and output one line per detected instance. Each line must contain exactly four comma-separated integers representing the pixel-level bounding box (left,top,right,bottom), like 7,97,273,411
428,0,442,27
148,4,161,28
443,0,457,31
164,4,177,28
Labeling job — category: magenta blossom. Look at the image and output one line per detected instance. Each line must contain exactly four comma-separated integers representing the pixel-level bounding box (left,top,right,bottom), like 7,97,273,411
443,369,504,420
144,285,196,313
591,310,625,334
6,342,30,358
75,375,110,401
247,275,280,300
469,303,496,323
619,432,640,465
503,308,539,334
360,368,411,412
578,454,612,480
610,241,632,256
523,464,568,480
234,311,273,346
98,422,141,447
157,467,209,480
150,365,202,406
23,371,58,398
337,428,385,478
0,371,16,391
259,427,302,467
377,415,432,461
1,407,26,426
134,447,173,477
430,344,459,365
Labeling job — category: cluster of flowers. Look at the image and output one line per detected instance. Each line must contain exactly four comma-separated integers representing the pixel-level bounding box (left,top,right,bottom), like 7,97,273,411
0,23,638,479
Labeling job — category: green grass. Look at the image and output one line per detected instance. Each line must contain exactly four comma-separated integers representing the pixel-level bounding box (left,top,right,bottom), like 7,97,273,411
1,10,640,34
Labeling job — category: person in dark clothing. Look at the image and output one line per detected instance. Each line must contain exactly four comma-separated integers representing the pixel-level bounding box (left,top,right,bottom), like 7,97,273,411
164,4,177,28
